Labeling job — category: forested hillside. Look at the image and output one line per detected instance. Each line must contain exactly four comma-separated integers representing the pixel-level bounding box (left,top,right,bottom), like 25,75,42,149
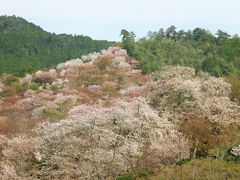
121,26,240,77
0,16,113,76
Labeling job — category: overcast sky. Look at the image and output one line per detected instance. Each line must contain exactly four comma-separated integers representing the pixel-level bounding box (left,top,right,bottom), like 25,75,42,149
0,0,239,41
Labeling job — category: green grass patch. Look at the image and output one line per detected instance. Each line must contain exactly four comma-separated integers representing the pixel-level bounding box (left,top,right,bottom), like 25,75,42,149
43,103,69,121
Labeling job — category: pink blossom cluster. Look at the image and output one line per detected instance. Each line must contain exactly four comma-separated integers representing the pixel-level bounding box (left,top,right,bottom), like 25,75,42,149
0,98,189,179
122,85,146,97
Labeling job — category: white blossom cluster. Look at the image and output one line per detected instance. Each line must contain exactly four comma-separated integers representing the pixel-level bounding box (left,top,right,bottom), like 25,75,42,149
16,90,77,117
120,85,147,97
127,69,142,77
19,74,32,84
0,98,189,179
56,46,127,72
100,46,127,58
56,58,83,71
0,135,39,179
16,47,133,95
82,52,101,62
112,56,131,70
150,66,240,124
231,145,240,157
0,163,17,179
35,69,57,80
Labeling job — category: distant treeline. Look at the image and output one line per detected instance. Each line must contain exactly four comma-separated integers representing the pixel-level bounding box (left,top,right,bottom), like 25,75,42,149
121,26,240,77
0,15,113,76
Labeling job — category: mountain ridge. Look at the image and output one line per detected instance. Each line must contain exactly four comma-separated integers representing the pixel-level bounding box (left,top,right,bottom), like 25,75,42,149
0,15,45,34
0,15,113,76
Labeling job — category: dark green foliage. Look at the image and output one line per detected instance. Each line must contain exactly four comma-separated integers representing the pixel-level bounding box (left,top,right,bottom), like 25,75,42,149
50,84,63,92
0,15,113,76
121,27,240,77
134,38,202,73
202,55,235,76
120,29,136,56
116,173,135,180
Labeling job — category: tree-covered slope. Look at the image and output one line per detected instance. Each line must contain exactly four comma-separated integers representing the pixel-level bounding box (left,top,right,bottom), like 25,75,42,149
0,15,113,76
121,26,240,77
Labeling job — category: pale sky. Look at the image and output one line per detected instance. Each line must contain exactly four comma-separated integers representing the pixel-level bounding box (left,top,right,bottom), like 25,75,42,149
0,0,239,41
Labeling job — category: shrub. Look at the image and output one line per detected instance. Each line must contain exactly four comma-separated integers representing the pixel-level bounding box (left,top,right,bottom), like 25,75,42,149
102,82,119,99
50,84,63,92
0,75,20,96
43,108,65,121
43,103,69,121
1,74,19,86
3,96,22,104
34,70,57,84
76,65,106,87
27,82,41,91
0,105,36,135
94,57,112,71
3,81,41,97
227,74,240,104
115,71,126,90
116,173,135,180
1,85,18,97
180,114,240,158
0,76,40,97
15,82,40,95
0,117,11,135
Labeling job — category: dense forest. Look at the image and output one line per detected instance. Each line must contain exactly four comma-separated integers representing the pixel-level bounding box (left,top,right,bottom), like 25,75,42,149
0,15,113,76
121,26,240,77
